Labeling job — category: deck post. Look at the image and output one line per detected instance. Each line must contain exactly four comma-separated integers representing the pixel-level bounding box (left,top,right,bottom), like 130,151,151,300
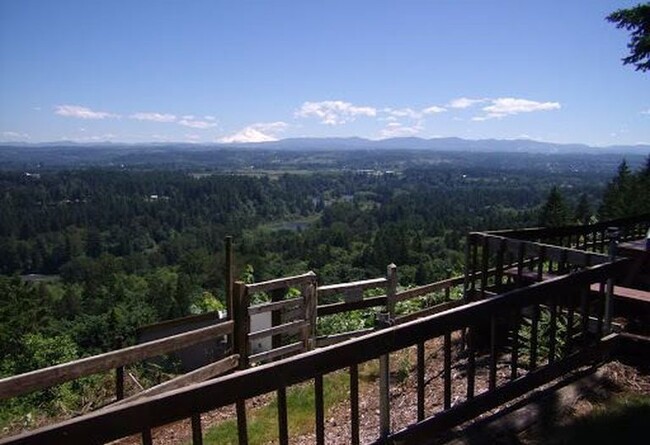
303,271,318,350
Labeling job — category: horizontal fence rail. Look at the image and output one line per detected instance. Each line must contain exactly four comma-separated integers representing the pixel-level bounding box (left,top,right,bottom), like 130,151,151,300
1,256,631,445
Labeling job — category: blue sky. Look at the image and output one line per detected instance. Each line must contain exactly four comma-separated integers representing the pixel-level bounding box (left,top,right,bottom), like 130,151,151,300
1,0,648,146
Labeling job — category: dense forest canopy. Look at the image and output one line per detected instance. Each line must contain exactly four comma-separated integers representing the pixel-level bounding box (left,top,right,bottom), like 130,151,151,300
0,149,648,426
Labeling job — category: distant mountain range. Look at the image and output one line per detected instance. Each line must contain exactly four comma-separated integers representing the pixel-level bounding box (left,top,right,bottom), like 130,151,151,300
3,136,649,154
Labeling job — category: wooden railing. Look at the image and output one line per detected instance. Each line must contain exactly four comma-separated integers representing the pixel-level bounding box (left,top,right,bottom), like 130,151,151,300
464,233,612,301
1,256,631,445
0,321,237,403
486,213,650,253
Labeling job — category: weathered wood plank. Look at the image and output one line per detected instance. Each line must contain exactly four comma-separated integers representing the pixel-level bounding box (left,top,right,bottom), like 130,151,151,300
248,342,303,364
0,321,233,401
317,295,387,316
394,300,463,324
315,328,374,347
246,272,315,295
393,276,464,303
248,320,309,342
112,355,239,405
317,277,387,297
248,298,302,315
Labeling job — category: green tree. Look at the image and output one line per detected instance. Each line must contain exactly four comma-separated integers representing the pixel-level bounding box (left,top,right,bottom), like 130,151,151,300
539,186,571,227
600,160,633,219
574,193,592,225
607,3,650,72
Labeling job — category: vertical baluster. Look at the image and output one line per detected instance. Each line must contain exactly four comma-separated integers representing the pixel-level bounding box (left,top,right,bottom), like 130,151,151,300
277,386,289,445
480,237,489,298
500,239,508,291
516,242,525,286
537,246,546,281
466,327,476,399
597,282,605,337
530,304,540,370
191,413,203,445
350,364,360,445
236,399,248,445
489,316,497,390
444,332,452,410
379,353,390,439
142,429,153,445
315,375,325,445
417,342,425,422
566,292,575,356
548,296,558,364
580,287,589,345
510,309,520,380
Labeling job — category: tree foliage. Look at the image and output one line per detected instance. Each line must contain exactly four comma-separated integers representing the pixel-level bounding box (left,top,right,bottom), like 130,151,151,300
607,2,650,72
539,186,571,227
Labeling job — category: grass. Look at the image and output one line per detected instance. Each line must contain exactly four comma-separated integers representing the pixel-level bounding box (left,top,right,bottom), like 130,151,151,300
201,370,352,445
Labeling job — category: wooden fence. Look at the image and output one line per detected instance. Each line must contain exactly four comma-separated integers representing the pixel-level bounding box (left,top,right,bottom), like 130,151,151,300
0,254,631,445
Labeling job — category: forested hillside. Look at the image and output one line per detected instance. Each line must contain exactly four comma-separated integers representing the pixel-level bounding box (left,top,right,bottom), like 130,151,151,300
0,153,648,426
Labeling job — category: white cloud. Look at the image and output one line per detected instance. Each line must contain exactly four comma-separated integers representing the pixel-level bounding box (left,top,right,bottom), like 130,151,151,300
61,133,117,142
379,121,423,138
178,118,218,129
422,105,446,114
473,97,561,120
641,109,650,115
219,121,288,143
447,97,486,109
296,100,376,125
204,115,217,121
130,112,177,123
2,131,30,140
55,105,118,119
384,107,421,119
382,105,445,121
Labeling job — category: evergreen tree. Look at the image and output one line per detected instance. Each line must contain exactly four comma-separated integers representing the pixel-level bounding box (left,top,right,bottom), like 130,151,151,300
539,186,570,227
600,159,634,219
574,193,591,225
607,2,650,72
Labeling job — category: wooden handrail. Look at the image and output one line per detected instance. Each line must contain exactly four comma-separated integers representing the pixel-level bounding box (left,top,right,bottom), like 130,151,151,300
0,321,233,401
